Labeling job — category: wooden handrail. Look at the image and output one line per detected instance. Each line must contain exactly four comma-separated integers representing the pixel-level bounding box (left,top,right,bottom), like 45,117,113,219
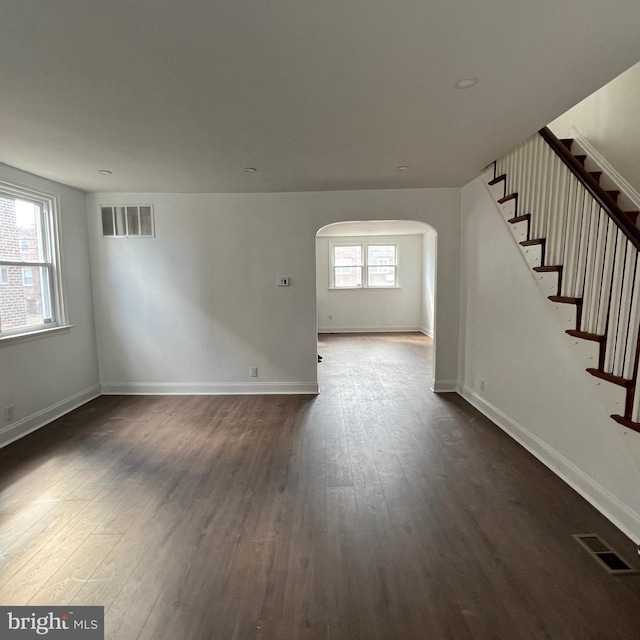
538,126,640,252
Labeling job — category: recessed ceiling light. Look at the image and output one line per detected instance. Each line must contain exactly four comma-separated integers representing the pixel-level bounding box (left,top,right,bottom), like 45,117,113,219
244,167,257,173
396,166,409,171
98,169,112,175
454,76,478,89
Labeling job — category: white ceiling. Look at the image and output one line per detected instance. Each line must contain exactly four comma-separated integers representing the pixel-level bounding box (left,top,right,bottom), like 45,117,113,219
2,0,640,194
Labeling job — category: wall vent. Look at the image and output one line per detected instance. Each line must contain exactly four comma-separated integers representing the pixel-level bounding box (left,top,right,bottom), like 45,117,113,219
573,534,638,575
101,205,154,238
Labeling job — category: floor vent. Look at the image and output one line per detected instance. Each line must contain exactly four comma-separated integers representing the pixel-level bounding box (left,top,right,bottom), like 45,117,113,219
573,534,638,575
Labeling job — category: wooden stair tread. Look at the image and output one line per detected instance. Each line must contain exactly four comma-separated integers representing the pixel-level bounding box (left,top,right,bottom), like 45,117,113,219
534,265,562,272
611,415,640,434
589,171,602,183
549,296,582,304
566,329,604,342
497,193,517,204
508,214,530,224
488,175,506,186
560,138,574,151
574,155,587,167
586,368,633,388
625,210,639,223
520,239,544,247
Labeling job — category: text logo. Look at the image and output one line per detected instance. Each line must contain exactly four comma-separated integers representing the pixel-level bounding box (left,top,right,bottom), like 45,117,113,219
0,607,103,639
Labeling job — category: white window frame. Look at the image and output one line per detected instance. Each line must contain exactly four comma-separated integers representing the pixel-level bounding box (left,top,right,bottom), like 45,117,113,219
0,180,68,341
330,240,399,289
331,243,363,289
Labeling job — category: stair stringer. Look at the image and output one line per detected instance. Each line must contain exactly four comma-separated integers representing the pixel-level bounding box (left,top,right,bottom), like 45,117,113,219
481,165,628,419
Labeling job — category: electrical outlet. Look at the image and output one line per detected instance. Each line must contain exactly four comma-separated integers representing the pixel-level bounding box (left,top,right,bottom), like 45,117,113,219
5,405,14,422
250,366,258,377
278,277,290,287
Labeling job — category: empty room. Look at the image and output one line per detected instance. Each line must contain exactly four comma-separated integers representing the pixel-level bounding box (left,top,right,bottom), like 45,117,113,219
1,2,640,639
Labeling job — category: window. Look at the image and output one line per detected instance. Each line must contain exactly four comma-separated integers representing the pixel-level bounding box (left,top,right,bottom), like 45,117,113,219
331,242,398,288
367,244,397,287
101,205,154,237
333,244,363,288
0,181,66,338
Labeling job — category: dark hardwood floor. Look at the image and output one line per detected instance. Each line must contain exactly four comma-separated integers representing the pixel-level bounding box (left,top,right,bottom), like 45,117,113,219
1,333,639,639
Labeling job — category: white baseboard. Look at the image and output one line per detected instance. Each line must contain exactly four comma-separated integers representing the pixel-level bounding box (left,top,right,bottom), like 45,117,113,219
430,379,458,393
420,326,434,338
101,382,319,395
0,385,102,450
318,326,421,333
459,384,640,544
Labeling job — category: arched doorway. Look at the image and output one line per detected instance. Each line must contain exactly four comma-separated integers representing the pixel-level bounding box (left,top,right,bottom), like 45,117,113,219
315,220,437,387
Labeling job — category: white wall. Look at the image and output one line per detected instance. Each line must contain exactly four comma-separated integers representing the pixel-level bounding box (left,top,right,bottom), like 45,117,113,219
0,163,100,448
549,61,640,199
421,227,436,337
86,188,460,393
316,234,423,333
459,176,640,542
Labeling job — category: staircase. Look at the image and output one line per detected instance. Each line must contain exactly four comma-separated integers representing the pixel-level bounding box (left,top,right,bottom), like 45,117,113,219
484,127,640,433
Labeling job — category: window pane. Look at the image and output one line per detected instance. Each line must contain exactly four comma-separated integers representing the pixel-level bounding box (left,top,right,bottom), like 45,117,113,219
334,245,362,266
0,197,43,261
334,266,362,287
126,207,140,235
101,207,115,236
114,207,127,236
139,206,153,236
367,244,396,265
368,266,397,287
0,266,52,330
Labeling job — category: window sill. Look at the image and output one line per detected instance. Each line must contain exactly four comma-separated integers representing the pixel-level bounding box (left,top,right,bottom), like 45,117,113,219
0,324,74,346
329,286,402,290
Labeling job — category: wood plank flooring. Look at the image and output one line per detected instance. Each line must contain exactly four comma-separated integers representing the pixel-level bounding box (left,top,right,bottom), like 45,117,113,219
1,332,639,639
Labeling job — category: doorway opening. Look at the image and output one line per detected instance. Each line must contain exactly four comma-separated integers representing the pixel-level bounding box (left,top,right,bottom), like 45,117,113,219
315,220,437,391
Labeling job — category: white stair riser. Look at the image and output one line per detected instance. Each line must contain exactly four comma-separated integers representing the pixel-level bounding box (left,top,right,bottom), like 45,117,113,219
565,335,600,370
499,199,517,220
549,302,577,330
535,271,560,297
509,221,528,244
587,376,627,414
521,244,543,268
481,165,495,183
488,181,505,200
